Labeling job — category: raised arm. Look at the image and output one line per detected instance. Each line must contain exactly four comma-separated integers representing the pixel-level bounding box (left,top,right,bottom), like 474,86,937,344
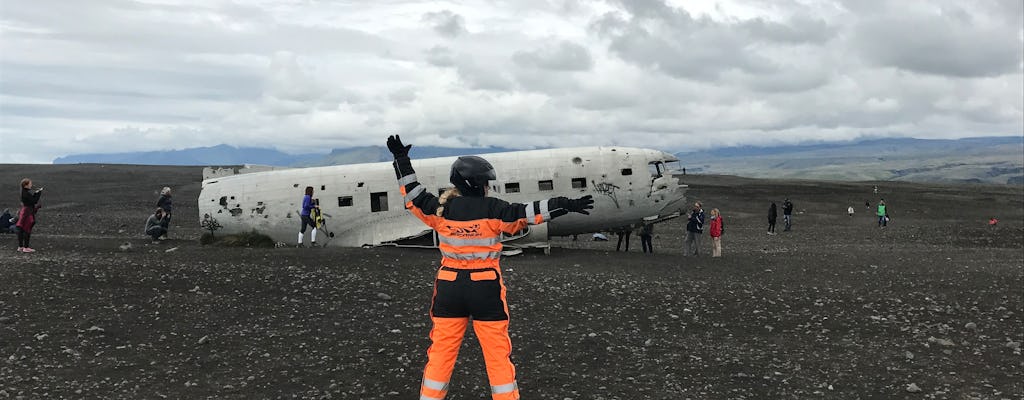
490,195,594,235
388,135,442,228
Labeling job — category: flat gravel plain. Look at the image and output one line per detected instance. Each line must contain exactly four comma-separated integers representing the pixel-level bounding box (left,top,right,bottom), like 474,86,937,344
1,165,1021,399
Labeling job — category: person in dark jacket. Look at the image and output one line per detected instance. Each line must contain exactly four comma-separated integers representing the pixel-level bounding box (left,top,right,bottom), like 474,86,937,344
615,227,631,252
683,201,704,256
145,208,171,241
155,187,173,239
0,208,13,234
782,198,794,231
639,222,654,253
16,178,43,253
768,202,778,235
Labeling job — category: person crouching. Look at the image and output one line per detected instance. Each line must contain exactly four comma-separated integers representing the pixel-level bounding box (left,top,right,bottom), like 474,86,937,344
145,208,170,241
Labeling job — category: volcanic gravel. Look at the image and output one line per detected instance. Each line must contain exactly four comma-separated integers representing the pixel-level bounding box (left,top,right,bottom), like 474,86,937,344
1,164,1021,399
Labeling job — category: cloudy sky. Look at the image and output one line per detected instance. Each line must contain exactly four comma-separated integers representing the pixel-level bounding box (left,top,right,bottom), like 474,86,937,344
1,0,1021,163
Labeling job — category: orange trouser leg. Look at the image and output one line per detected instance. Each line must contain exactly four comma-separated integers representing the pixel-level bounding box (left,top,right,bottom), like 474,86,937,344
473,320,519,400
421,317,469,400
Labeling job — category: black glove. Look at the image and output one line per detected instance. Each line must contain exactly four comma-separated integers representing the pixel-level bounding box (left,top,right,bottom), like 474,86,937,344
568,195,594,215
551,195,595,216
387,135,412,158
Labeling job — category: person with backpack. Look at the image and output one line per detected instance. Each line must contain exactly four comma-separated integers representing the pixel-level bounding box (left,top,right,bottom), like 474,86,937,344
709,208,724,257
683,201,705,256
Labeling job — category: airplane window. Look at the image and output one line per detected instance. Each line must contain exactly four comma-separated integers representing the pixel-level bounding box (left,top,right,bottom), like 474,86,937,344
648,162,663,177
621,168,633,176
538,180,554,191
505,182,520,193
571,178,587,189
664,160,682,173
370,192,389,212
219,196,228,206
338,196,353,207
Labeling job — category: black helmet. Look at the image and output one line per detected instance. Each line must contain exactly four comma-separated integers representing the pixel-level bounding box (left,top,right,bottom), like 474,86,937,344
450,156,496,197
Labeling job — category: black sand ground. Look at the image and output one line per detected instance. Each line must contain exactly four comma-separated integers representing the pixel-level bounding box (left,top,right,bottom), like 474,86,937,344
1,164,1021,399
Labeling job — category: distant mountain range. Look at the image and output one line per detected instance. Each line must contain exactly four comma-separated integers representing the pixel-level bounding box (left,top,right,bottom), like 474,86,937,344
53,144,517,167
54,136,1023,184
676,136,1023,185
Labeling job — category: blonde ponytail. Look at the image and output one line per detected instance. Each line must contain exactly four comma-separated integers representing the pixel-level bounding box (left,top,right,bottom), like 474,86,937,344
436,187,461,216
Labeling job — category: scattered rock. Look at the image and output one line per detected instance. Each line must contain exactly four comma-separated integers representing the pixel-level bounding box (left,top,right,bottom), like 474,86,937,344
87,325,105,333
376,293,392,301
119,242,133,252
927,336,955,347
1006,341,1021,350
165,247,179,253
197,335,210,345
0,316,11,324
34,333,48,341
964,322,977,331
906,383,922,393
904,351,914,360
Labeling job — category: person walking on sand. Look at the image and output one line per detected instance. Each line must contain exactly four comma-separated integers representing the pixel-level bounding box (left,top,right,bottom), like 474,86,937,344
683,201,705,256
877,199,888,228
297,186,319,247
709,208,724,257
848,206,855,217
155,187,173,239
16,178,43,253
639,222,654,253
388,135,593,400
767,202,778,235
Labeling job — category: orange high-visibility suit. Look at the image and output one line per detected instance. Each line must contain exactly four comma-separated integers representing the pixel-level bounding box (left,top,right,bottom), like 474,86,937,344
393,155,584,400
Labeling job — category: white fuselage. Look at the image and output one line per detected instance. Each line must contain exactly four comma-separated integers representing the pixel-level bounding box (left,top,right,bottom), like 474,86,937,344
198,146,688,247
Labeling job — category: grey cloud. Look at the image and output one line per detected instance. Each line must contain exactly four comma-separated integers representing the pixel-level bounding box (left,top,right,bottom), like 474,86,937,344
388,87,418,104
424,46,456,67
422,10,467,38
512,40,594,71
455,61,515,91
741,17,836,44
854,11,1023,78
3,0,389,56
265,52,325,102
592,6,784,81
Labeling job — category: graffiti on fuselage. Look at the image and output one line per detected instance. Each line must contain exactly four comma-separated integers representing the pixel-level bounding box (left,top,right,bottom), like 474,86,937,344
592,180,621,209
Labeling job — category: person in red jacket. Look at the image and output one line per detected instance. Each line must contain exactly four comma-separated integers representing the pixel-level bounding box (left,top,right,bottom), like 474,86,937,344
709,208,723,257
388,135,593,400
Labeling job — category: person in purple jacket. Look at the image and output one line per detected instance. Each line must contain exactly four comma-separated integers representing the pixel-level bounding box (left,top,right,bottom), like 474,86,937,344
298,186,319,247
